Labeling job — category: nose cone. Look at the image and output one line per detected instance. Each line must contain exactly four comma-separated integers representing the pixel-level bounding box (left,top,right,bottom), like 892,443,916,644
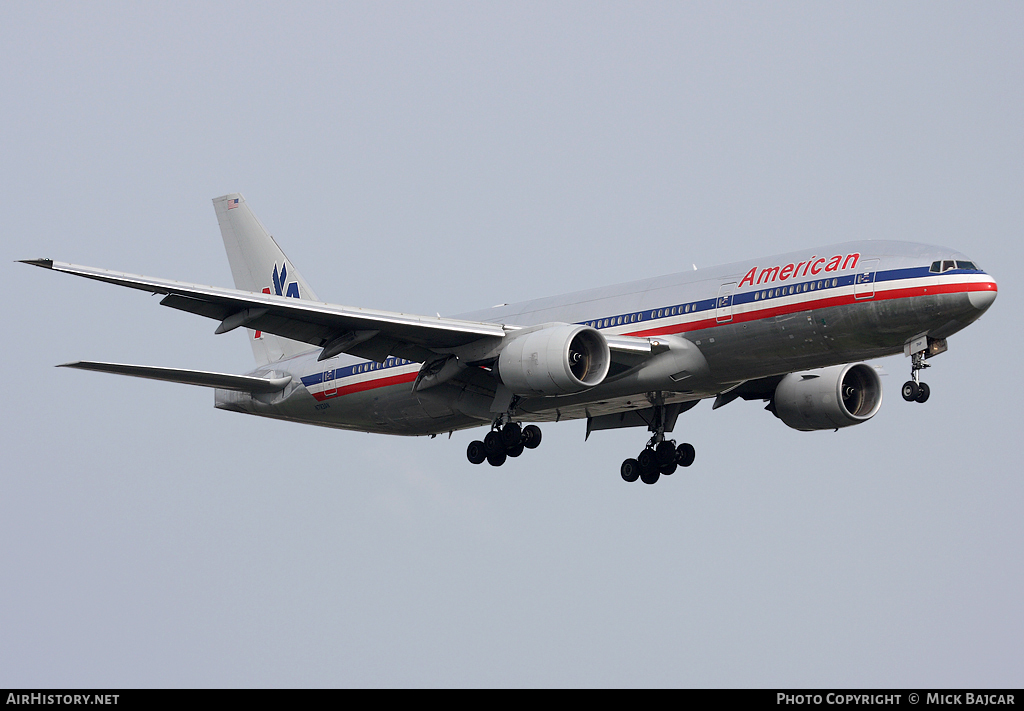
968,276,998,312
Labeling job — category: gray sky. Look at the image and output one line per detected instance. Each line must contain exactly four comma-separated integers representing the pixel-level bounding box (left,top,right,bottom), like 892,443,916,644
2,1,1021,687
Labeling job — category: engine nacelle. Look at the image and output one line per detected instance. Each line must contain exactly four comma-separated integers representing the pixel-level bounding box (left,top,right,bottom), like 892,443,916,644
773,363,883,431
496,324,611,395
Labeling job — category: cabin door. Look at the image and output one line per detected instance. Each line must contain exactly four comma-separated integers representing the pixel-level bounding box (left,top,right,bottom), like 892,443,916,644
854,259,879,300
716,283,736,323
323,368,337,398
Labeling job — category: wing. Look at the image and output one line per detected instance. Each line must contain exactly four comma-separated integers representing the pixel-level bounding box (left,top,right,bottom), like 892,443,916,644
23,259,664,372
22,259,509,363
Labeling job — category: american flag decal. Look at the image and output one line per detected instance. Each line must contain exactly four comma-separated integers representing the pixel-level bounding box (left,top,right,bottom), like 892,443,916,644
227,198,239,209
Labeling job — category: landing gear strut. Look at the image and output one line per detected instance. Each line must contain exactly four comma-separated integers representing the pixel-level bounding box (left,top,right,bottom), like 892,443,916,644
620,394,696,484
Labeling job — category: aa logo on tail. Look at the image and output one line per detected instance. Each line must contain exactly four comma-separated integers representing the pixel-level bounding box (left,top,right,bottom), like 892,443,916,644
271,263,300,298
255,262,300,339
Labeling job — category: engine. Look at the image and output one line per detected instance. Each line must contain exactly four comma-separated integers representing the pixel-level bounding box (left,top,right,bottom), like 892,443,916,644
496,324,611,395
773,363,883,431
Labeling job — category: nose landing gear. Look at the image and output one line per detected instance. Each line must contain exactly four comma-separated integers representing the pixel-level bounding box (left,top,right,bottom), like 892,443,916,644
902,336,948,404
902,351,931,403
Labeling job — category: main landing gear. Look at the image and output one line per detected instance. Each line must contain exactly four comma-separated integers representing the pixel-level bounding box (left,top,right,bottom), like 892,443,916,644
467,421,543,466
620,394,695,485
901,351,931,404
620,439,695,485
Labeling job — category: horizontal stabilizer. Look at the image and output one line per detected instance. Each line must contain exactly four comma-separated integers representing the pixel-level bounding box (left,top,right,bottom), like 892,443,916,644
58,361,291,393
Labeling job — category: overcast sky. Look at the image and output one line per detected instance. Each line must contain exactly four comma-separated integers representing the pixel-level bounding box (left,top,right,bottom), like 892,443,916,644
2,2,1021,688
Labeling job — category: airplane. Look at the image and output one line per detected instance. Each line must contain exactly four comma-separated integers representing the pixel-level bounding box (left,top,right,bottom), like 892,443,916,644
21,193,998,484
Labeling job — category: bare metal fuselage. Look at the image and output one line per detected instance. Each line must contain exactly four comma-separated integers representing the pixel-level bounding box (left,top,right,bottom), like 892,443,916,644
214,240,997,436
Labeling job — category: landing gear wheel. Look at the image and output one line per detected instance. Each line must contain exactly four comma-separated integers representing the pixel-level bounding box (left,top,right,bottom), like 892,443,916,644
621,458,640,483
671,446,696,467
640,468,661,485
915,381,931,403
655,441,677,467
676,443,695,467
506,443,525,458
467,440,487,465
902,381,919,402
637,448,657,474
486,450,507,467
522,424,542,449
484,430,504,455
501,422,522,448
660,462,677,476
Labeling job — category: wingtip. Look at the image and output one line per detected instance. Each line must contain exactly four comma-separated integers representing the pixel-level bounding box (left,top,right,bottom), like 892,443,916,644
18,258,54,269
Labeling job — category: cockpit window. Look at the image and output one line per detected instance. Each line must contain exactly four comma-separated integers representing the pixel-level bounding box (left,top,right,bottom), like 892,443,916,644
930,259,982,273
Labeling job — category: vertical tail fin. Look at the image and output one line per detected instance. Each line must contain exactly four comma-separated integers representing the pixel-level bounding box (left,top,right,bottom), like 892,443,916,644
213,193,320,365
